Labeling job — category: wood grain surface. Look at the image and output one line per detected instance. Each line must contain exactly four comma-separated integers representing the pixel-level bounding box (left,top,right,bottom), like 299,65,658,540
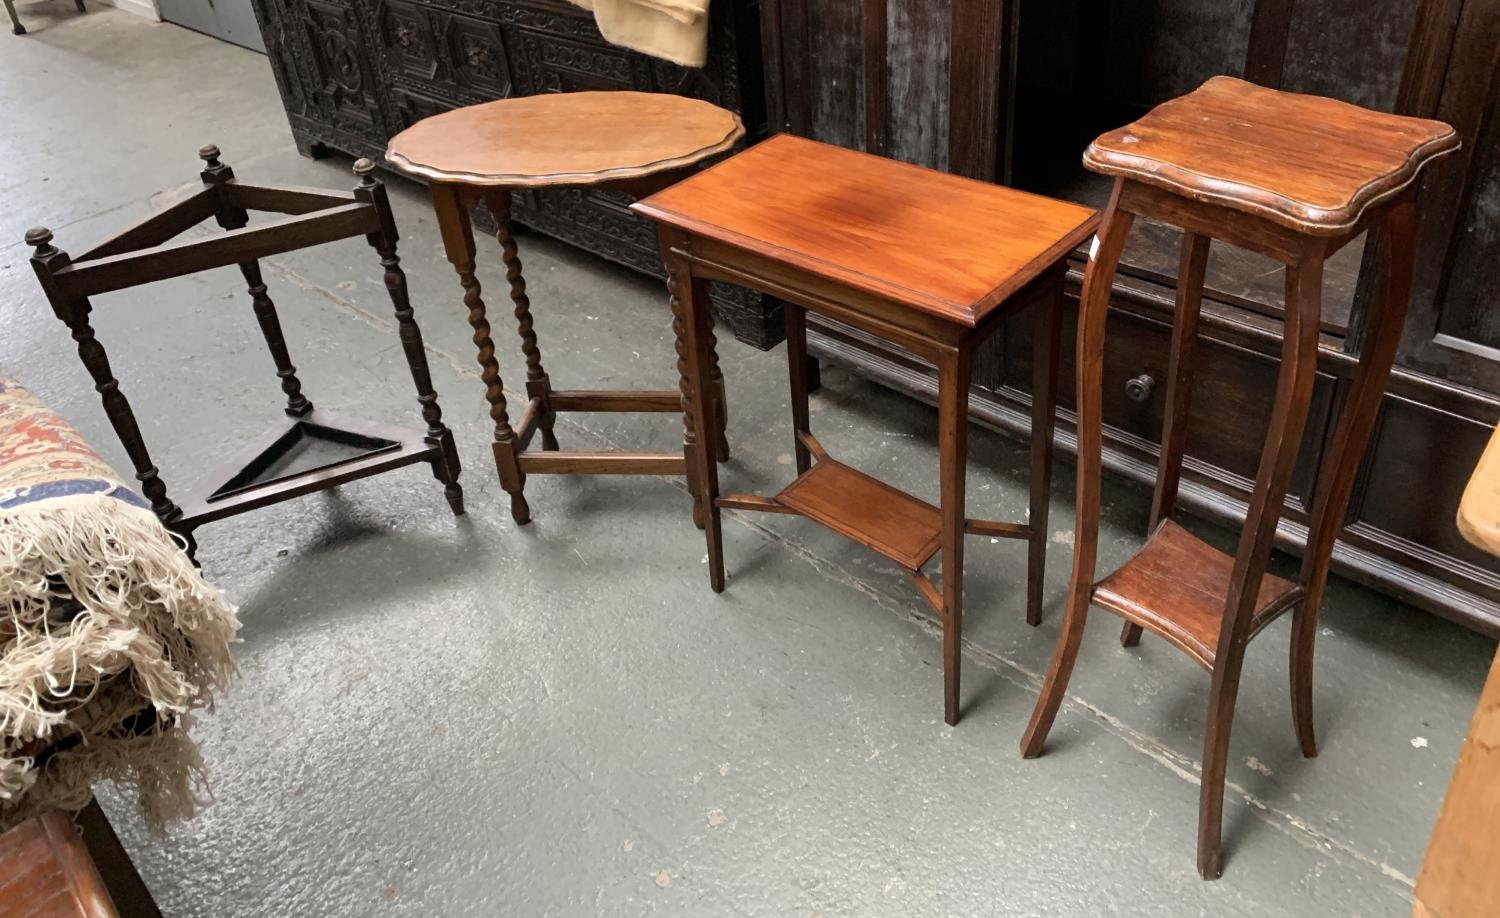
633,133,1098,326
0,813,117,918
1085,76,1458,234
1457,423,1500,557
775,456,943,570
1093,520,1300,669
1414,421,1500,916
1414,651,1500,918
386,91,745,188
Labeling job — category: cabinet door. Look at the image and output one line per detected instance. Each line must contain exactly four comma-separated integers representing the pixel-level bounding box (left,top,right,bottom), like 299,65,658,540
253,0,316,120
1393,0,1500,394
760,0,1015,178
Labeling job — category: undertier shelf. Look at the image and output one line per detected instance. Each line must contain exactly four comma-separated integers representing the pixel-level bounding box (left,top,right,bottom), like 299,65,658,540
174,410,437,528
207,418,401,500
775,457,942,570
1092,520,1303,668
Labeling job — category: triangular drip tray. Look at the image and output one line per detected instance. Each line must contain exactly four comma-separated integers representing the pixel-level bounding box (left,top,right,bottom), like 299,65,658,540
206,418,401,502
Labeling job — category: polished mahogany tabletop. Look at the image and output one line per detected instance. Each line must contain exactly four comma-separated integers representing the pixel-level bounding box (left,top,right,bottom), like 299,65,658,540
633,133,1099,327
386,91,744,188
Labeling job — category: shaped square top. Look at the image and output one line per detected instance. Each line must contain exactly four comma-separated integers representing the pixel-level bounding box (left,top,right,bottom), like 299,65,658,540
1085,76,1459,235
632,135,1099,327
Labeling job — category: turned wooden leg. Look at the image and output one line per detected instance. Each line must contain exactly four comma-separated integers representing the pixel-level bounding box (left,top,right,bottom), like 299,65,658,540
485,191,559,452
1199,251,1324,880
938,348,973,726
708,315,730,463
708,314,726,465
786,302,813,475
1021,181,1136,757
1291,195,1415,758
6,0,24,34
669,263,707,530
432,184,529,523
237,260,315,418
200,145,315,420
1027,274,1063,627
1123,231,1211,648
356,162,463,515
29,227,181,523
671,248,724,591
74,319,179,520
74,0,85,12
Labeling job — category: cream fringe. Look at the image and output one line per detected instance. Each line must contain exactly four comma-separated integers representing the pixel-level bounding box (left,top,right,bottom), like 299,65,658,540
0,494,239,833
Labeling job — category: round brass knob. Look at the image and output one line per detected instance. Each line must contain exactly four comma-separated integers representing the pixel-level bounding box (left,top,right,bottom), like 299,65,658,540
1125,373,1156,403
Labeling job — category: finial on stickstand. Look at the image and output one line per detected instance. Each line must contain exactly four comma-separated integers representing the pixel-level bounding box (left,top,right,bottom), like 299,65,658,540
24,223,53,249
353,158,378,186
24,226,55,256
199,143,235,186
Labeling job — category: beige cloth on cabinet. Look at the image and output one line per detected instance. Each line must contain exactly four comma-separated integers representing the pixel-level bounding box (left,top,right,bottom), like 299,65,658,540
569,0,710,68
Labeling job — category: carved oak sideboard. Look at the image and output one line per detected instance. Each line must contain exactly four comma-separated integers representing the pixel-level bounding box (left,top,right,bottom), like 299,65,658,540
248,0,780,347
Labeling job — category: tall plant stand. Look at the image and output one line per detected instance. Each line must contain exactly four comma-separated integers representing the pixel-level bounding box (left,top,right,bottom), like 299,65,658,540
1018,77,1459,879
26,146,464,554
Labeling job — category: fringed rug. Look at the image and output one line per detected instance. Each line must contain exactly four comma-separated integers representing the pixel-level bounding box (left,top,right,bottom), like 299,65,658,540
0,377,239,833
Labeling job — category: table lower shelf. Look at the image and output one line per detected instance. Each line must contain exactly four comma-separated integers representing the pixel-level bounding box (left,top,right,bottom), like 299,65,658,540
1093,519,1304,669
770,456,943,571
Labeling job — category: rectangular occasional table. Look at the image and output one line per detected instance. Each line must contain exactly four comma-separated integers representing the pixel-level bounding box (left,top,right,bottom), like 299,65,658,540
633,134,1099,724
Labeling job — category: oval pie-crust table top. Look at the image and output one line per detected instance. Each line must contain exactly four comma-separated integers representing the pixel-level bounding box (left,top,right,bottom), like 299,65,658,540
385,91,745,188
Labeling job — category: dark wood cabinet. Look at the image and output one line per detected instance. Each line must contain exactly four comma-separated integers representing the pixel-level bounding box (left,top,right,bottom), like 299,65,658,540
762,0,1500,636
250,0,783,347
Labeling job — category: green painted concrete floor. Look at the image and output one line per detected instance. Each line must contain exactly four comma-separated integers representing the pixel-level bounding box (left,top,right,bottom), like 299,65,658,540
1,10,1495,917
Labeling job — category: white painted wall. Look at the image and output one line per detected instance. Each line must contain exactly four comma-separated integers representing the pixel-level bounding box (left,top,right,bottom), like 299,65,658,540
95,0,160,21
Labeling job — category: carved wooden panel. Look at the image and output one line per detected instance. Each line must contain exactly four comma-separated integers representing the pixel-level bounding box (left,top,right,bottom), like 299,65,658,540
389,85,452,130
302,0,383,131
446,14,512,95
260,0,314,118
513,27,650,93
377,0,439,81
884,0,951,169
1436,88,1500,352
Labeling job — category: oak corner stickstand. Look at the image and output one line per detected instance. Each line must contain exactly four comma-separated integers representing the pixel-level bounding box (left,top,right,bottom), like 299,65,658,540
27,146,464,556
